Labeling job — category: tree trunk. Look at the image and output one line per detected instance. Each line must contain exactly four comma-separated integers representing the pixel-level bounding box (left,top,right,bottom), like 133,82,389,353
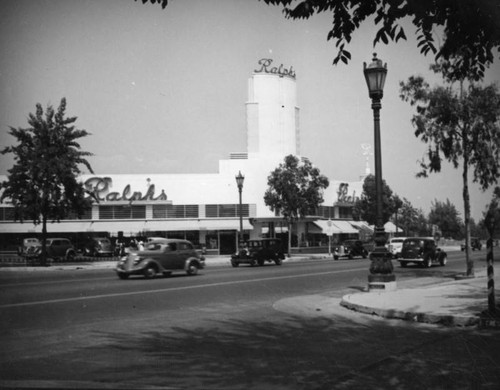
41,215,48,267
462,136,474,277
287,221,292,258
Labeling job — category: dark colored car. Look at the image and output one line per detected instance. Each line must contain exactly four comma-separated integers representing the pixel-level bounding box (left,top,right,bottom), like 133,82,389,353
82,237,114,257
25,238,77,263
333,240,368,260
115,238,205,279
460,237,482,251
399,237,447,268
231,238,285,267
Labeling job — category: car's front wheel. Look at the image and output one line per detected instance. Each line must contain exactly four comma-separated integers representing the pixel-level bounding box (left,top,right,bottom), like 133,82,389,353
118,273,129,280
66,251,75,262
399,261,407,268
143,265,157,278
440,254,447,266
231,260,239,267
187,262,198,275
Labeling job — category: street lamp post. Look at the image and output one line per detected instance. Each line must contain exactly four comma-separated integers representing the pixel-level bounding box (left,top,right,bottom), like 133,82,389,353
363,53,395,288
235,171,245,247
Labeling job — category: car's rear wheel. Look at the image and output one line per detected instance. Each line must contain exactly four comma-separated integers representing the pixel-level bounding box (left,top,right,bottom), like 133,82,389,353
143,265,157,278
399,261,407,268
257,258,265,266
187,262,199,275
275,257,283,266
118,273,129,280
231,260,239,267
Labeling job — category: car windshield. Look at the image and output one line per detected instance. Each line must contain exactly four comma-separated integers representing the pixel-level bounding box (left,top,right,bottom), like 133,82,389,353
248,241,262,248
403,239,421,247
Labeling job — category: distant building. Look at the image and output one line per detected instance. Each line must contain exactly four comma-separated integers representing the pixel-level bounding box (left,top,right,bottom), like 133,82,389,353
0,58,368,254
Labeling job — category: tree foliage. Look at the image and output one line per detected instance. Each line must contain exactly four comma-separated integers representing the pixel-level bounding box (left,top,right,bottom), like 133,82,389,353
397,197,429,237
353,174,396,226
264,155,329,253
428,198,463,239
400,65,500,275
1,98,94,264
137,0,500,81
264,155,329,222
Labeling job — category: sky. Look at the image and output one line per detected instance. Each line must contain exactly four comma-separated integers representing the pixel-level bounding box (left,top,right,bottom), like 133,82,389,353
1,0,499,222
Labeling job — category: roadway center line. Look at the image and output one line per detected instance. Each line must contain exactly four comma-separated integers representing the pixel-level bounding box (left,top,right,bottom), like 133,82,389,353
0,268,357,308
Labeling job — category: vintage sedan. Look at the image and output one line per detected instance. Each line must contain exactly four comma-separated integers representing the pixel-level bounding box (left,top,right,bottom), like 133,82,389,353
115,238,205,279
231,238,285,267
333,240,369,260
82,237,114,257
25,238,77,263
399,237,447,268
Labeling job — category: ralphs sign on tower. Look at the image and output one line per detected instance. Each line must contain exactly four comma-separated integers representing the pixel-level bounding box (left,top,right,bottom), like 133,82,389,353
254,58,296,79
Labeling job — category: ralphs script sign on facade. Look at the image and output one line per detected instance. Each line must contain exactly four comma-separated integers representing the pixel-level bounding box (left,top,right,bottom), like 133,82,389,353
84,176,168,203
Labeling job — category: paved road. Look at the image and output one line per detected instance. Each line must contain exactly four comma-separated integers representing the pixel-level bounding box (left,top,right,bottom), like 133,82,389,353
1,251,498,389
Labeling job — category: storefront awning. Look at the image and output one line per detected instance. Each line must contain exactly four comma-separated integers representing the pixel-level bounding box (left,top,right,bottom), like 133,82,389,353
313,220,359,234
0,219,254,235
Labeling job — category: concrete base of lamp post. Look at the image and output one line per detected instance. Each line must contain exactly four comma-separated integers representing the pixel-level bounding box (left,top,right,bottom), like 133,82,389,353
368,273,397,291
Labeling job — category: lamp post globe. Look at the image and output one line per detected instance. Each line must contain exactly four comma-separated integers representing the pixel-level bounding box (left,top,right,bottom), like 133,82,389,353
235,171,245,247
363,53,394,280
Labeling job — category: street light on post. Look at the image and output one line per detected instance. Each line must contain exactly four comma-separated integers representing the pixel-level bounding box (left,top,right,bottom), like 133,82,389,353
235,171,245,248
363,53,396,290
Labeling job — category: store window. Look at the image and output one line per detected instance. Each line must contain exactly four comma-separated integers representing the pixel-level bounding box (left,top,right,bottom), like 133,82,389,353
99,205,146,220
338,206,352,219
205,204,249,218
0,207,15,221
152,204,199,219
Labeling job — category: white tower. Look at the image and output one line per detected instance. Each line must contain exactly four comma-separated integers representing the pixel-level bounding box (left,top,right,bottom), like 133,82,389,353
246,61,300,158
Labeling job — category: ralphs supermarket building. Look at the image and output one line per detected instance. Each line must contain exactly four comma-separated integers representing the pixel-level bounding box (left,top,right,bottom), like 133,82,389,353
0,59,372,254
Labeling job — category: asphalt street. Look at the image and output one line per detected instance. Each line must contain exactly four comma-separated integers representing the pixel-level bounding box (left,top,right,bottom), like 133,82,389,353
1,251,499,389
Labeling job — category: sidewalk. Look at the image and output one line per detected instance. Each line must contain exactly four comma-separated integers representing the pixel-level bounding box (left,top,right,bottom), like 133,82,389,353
340,269,500,328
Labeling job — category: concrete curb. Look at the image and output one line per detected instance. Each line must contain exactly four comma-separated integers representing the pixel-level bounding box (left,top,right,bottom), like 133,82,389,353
339,297,481,327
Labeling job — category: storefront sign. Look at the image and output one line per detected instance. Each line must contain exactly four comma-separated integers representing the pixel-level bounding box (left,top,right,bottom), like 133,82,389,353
337,183,359,204
84,177,168,202
254,58,296,79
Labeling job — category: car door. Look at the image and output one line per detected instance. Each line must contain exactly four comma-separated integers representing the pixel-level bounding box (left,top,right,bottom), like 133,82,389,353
160,242,182,270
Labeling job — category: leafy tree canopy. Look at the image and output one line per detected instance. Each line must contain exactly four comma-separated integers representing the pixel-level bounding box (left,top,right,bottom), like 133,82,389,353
353,174,396,225
137,0,500,81
428,198,463,239
1,98,93,231
400,75,500,188
264,155,329,223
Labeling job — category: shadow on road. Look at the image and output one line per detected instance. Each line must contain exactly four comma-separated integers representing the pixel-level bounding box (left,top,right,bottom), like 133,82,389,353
86,313,500,389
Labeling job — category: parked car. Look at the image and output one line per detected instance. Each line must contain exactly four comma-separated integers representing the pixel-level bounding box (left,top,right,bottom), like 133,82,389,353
333,240,369,260
17,238,40,256
460,237,482,251
231,238,285,267
82,237,114,257
386,237,407,258
25,238,77,263
115,238,205,279
399,237,447,268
